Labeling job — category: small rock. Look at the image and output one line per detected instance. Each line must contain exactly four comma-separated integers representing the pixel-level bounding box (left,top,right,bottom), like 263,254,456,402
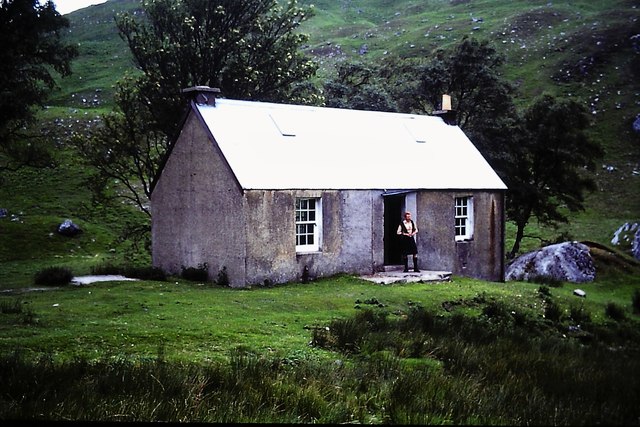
573,289,586,298
57,219,82,237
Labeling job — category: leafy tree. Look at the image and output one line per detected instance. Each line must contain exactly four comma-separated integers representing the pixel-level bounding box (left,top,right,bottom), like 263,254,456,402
324,61,398,112
75,77,162,216
116,0,319,136
79,0,319,214
407,37,520,163
0,0,78,170
506,93,603,257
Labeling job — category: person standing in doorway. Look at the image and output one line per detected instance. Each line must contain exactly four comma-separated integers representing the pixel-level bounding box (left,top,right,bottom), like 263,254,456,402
397,211,420,272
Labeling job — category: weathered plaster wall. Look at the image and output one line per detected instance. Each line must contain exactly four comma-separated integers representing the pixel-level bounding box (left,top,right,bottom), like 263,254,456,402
416,191,505,281
244,190,384,285
151,110,247,285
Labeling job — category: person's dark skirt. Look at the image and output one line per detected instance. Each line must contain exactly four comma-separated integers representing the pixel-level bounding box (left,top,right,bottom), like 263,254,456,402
400,235,418,255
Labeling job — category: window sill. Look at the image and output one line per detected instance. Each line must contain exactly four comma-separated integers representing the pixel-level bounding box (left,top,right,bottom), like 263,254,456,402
296,250,322,256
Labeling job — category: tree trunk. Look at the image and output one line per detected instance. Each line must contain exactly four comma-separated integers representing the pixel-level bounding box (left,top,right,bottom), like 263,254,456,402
509,222,526,259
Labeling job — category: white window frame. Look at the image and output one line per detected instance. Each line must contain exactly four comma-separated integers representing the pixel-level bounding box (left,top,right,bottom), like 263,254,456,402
295,197,322,252
454,196,474,241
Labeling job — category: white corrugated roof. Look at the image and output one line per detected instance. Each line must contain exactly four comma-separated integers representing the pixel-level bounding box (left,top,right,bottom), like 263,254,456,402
194,99,507,191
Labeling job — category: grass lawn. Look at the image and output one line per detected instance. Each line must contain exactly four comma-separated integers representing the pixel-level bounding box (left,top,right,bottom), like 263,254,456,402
1,269,639,424
1,270,638,364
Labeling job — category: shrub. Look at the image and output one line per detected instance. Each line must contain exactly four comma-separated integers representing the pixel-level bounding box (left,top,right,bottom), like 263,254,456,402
90,263,122,275
126,266,167,281
482,300,511,321
544,299,563,322
0,299,23,314
403,305,434,333
569,302,591,324
34,266,73,286
216,266,229,287
181,263,209,282
538,285,552,299
91,264,167,281
632,290,640,315
605,302,626,321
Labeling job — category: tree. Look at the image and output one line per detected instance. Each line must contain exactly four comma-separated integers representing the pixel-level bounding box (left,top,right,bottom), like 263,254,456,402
408,37,520,164
0,0,78,170
506,93,603,257
116,0,318,136
80,0,319,214
324,61,398,112
75,77,163,217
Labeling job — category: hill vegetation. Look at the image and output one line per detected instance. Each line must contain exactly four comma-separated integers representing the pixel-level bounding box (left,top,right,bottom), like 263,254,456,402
57,0,640,223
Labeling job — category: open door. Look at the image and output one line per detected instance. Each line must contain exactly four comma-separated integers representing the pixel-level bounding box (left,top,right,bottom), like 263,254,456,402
383,194,404,265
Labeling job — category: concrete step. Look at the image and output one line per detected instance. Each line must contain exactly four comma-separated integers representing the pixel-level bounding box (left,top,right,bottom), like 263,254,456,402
360,267,452,285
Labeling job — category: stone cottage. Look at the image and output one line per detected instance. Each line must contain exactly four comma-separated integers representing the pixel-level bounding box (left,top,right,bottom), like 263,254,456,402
151,86,507,286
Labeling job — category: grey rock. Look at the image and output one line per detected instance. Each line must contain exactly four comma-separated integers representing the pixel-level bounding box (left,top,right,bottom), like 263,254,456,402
573,289,586,297
57,219,82,237
633,114,640,133
611,223,640,260
506,241,595,283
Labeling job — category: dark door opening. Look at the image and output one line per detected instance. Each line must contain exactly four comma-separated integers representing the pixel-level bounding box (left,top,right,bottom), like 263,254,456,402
384,195,404,265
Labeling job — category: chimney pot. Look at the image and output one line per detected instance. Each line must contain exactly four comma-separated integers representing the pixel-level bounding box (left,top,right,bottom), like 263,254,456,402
181,86,221,106
432,94,457,125
442,94,452,111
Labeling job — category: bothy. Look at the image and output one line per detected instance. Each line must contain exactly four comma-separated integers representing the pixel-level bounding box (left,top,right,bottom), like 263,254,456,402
151,87,506,286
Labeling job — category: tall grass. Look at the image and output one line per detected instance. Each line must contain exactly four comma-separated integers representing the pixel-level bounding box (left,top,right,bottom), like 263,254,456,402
3,304,637,424
311,305,640,425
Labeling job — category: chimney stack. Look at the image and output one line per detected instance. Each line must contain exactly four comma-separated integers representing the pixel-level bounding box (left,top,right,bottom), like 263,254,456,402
181,86,221,106
432,93,457,125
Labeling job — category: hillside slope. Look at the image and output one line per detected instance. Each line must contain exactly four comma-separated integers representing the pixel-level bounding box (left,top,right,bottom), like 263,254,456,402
7,0,639,275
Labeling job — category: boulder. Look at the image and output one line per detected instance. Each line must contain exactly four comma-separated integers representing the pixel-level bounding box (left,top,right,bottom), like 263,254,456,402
57,219,82,237
634,114,640,134
506,241,595,283
611,222,640,260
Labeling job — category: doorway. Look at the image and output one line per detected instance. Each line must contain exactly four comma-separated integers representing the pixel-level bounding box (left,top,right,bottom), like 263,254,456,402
383,194,404,265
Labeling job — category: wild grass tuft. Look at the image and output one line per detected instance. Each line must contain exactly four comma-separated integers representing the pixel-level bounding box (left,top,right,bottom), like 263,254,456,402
91,263,167,281
34,266,73,286
632,289,640,315
605,302,627,321
181,263,210,283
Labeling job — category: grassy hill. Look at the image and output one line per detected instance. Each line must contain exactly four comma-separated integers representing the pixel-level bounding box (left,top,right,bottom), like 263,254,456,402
1,0,639,287
52,0,639,211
